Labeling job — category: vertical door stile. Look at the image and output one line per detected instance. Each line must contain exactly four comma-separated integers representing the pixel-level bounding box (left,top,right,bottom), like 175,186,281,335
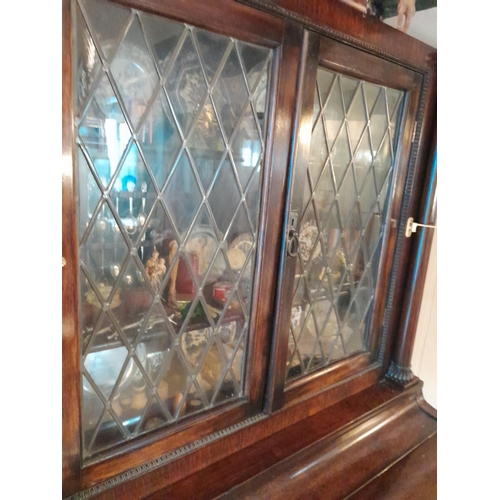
63,0,82,496
270,31,418,408
243,36,283,409
266,28,320,412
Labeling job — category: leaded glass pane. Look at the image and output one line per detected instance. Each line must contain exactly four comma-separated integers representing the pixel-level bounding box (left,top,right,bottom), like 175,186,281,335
74,0,272,458
286,69,404,383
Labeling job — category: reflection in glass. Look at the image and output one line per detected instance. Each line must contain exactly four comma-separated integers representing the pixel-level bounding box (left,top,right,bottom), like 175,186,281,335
74,0,272,457
286,69,404,383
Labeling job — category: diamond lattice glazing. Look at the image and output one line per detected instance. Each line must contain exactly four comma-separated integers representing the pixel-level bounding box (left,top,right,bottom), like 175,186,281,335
74,0,272,458
285,68,404,382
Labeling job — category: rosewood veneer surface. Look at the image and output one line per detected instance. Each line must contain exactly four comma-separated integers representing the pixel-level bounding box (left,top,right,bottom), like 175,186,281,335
141,382,436,500
347,433,437,500
62,0,437,497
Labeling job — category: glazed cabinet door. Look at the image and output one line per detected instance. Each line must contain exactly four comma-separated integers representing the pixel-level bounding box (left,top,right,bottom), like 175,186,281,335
267,31,423,409
62,0,297,494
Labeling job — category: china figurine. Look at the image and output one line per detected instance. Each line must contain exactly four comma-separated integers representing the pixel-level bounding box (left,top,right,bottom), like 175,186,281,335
145,249,166,294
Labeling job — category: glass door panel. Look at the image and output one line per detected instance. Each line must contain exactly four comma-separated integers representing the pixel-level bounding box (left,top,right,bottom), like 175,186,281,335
286,68,404,383
74,0,272,458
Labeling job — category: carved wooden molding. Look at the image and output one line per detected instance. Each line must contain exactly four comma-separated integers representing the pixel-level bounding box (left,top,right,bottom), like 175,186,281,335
233,0,436,382
69,365,384,498
66,413,267,499
63,3,437,497
236,0,431,73
385,360,417,387
377,68,431,363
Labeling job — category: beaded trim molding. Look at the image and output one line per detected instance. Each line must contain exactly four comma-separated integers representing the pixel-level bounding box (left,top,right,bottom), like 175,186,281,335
378,68,431,369
236,0,431,73
234,0,434,378
67,413,267,500
69,362,380,499
67,5,435,498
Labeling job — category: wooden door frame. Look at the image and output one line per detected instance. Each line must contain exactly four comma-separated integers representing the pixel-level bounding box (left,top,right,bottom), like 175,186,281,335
62,0,292,493
63,0,437,497
266,29,429,410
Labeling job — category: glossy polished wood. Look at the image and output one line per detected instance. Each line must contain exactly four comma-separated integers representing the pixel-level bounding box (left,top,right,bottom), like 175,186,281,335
217,385,436,500
262,20,305,413
113,0,283,47
283,352,372,405
62,0,82,496
266,28,319,412
271,28,425,410
138,382,436,500
318,37,417,91
243,44,280,409
74,368,381,498
78,15,304,486
348,434,437,500
376,73,423,371
247,20,305,412
121,381,425,500
388,75,437,386
316,40,423,375
82,401,248,485
62,0,437,496
237,0,435,68
383,53,437,383
65,0,287,492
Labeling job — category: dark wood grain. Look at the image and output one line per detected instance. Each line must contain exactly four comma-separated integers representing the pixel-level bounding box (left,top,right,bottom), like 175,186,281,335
283,352,371,405
347,433,437,500
245,20,301,411
388,93,437,386
271,26,426,410
82,401,247,485
373,71,424,377
319,36,417,90
237,0,435,69
265,28,320,412
96,380,417,499
383,54,437,382
65,0,287,489
62,0,82,497
216,389,436,500
62,0,437,496
79,368,381,498
112,0,283,47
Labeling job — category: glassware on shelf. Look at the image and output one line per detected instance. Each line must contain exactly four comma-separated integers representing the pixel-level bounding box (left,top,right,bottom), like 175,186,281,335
74,0,273,457
285,68,404,383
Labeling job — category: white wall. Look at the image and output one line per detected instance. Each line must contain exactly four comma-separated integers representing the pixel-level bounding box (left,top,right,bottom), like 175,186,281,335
384,7,437,48
410,229,437,409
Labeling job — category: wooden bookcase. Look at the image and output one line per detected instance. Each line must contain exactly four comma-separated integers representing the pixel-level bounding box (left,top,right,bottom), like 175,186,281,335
62,0,437,497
